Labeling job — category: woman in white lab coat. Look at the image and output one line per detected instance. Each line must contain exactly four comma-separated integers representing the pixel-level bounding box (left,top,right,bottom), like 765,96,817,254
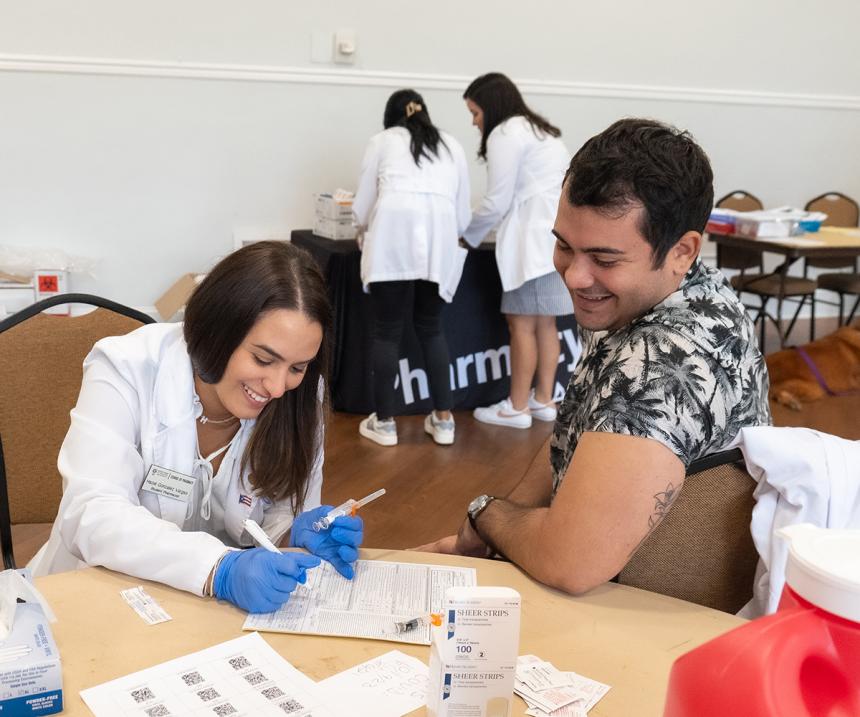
353,89,471,447
29,242,363,614
462,73,573,430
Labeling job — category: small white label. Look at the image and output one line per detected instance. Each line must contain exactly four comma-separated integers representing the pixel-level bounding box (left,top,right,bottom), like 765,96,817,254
120,586,172,625
141,464,196,502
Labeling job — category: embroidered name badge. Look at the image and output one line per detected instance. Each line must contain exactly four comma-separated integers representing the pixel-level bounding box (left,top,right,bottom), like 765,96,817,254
141,465,196,502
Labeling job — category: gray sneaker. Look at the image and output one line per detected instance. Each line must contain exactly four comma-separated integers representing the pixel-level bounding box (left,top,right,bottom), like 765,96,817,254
424,412,455,445
359,413,398,446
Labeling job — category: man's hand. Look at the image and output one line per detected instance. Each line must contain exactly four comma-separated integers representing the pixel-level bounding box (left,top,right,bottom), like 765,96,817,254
413,519,491,557
455,518,492,557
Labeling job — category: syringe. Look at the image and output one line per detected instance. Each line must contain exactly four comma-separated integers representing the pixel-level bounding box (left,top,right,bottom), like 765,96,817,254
312,488,386,532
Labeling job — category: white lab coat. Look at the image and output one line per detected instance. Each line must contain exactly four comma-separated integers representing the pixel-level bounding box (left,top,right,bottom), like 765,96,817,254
28,323,323,595
732,426,860,617
352,127,471,302
462,116,570,292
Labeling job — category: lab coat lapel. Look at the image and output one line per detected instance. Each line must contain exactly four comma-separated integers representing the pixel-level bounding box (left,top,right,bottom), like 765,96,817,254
149,334,198,528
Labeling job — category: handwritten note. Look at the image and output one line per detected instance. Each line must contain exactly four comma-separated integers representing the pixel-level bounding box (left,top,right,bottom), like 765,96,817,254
316,650,428,717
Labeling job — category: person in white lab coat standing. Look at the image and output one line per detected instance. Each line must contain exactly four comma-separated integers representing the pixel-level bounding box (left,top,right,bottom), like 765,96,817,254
353,89,471,447
29,242,363,614
462,73,573,429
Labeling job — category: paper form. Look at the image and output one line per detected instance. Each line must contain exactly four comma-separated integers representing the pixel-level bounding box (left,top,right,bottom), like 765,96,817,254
316,650,428,717
243,559,477,645
80,632,335,716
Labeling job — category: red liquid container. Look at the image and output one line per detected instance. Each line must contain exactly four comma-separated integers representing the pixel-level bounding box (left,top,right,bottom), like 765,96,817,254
664,524,860,717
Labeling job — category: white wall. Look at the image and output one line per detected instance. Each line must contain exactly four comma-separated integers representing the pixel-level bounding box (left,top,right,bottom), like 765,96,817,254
1,1,859,310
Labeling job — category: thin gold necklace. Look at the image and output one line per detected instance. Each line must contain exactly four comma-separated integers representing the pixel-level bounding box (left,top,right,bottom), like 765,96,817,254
198,412,238,425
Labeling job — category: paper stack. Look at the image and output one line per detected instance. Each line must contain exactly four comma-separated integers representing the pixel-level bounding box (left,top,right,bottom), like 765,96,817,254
515,655,610,716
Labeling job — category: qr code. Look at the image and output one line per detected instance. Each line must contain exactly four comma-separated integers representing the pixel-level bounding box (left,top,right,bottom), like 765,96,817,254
212,704,238,716
131,687,156,703
243,670,267,686
280,699,304,714
197,688,220,702
144,706,171,717
228,655,251,670
181,671,204,686
261,686,285,700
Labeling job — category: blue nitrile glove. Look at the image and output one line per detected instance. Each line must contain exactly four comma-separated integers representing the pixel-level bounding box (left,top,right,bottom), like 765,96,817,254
213,548,321,614
290,505,364,579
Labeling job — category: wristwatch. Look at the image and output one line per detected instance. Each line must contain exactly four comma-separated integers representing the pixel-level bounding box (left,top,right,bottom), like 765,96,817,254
467,494,496,530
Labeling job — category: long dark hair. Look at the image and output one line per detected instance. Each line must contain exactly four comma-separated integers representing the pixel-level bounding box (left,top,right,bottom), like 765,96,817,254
183,241,332,510
383,88,448,166
463,72,561,160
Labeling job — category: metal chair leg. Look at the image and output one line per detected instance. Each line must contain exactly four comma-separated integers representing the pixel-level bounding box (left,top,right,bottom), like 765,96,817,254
848,294,860,325
810,292,816,341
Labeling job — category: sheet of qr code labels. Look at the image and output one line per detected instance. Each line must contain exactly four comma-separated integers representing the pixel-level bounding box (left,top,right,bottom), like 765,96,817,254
79,632,336,716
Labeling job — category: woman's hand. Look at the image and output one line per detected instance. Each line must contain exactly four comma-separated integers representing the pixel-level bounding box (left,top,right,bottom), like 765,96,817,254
213,548,320,613
290,506,364,579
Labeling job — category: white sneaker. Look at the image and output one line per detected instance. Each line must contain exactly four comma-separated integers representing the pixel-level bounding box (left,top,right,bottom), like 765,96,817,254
472,398,532,429
528,390,558,422
359,413,398,446
424,412,455,445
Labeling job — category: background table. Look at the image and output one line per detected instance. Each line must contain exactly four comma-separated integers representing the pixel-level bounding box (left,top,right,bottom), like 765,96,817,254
292,231,578,415
36,549,744,716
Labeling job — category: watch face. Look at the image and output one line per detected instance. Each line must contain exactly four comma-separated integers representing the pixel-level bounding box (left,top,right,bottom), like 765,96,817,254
469,495,489,516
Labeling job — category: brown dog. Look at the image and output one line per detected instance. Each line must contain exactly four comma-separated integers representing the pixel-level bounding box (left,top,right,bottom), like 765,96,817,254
767,322,860,410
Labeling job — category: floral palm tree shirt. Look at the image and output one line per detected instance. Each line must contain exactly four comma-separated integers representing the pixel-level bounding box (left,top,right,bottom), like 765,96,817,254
550,260,771,494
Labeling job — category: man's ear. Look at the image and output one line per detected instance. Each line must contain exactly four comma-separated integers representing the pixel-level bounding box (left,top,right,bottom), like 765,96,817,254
668,231,702,274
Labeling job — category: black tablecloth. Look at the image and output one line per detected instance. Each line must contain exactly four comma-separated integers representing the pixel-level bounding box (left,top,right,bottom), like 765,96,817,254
292,230,578,415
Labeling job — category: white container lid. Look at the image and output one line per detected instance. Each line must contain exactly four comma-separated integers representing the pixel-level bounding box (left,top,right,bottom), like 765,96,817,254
779,523,860,623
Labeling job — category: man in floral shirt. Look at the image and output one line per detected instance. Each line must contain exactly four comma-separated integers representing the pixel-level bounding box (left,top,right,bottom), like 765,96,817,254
422,118,771,596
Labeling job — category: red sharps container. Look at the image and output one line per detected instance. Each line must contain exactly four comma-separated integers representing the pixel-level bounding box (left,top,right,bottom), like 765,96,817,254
663,523,860,717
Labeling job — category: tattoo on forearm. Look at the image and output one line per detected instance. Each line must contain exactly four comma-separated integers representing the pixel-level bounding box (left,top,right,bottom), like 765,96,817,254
628,482,679,557
648,483,679,528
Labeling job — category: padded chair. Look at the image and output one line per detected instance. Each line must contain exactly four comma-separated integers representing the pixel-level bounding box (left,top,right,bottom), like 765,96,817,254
617,448,758,614
0,294,155,569
804,192,860,326
715,190,766,292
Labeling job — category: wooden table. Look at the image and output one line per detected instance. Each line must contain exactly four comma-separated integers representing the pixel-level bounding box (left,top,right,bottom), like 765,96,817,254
709,226,860,262
709,226,860,346
35,549,745,716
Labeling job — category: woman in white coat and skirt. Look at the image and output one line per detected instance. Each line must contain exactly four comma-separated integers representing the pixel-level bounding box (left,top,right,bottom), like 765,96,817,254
462,73,573,429
29,242,363,614
353,89,471,447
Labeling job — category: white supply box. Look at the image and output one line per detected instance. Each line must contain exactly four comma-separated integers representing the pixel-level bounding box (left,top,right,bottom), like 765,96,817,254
315,193,354,220
0,283,36,320
0,603,63,715
428,586,521,717
313,216,357,240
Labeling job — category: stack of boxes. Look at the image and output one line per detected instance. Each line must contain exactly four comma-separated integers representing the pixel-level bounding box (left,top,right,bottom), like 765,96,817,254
427,586,521,717
313,193,357,240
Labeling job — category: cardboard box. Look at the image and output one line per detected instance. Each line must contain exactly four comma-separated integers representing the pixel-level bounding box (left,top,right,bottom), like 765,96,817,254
154,273,205,321
427,587,520,717
33,270,68,316
0,603,63,716
315,193,354,220
313,216,357,241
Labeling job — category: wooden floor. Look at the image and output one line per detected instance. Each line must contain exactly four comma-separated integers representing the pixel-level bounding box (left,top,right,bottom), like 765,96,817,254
321,412,553,551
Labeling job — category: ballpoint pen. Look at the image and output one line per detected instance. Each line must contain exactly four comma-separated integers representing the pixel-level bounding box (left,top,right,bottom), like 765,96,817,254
242,519,281,554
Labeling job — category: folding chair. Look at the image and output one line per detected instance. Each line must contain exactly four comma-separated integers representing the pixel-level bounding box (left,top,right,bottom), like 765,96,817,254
0,293,155,568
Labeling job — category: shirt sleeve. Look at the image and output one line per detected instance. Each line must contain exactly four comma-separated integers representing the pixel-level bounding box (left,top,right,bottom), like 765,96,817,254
583,328,725,467
55,356,227,596
352,135,382,229
452,141,472,236
461,126,526,247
